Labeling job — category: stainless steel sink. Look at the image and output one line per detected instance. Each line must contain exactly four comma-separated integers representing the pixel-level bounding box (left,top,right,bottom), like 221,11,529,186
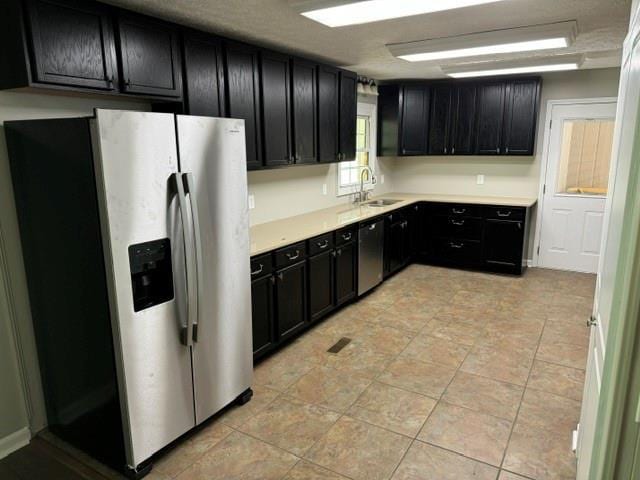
363,199,403,207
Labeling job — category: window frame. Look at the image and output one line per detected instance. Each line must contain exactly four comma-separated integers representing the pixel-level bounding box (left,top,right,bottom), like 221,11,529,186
336,102,377,197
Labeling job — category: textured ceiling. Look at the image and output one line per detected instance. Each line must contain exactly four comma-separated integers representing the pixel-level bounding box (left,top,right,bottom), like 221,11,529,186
104,0,631,79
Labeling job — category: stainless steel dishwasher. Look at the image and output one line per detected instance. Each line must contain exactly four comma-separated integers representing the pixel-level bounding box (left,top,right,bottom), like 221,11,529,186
358,218,384,296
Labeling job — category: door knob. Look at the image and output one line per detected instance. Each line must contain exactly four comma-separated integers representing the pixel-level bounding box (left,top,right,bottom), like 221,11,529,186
587,315,597,327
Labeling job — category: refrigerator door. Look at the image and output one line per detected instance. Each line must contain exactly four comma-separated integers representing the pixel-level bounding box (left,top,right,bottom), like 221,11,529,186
91,110,196,469
176,115,253,424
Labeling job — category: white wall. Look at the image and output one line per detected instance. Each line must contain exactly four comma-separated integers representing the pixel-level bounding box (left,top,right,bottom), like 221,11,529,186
0,89,150,453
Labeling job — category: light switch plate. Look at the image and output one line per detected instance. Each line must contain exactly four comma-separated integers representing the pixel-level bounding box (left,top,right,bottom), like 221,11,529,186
477,174,485,185
248,194,255,210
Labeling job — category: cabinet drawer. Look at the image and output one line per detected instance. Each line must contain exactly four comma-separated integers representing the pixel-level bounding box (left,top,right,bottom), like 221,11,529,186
434,238,482,265
336,225,357,246
431,203,481,218
250,253,273,278
275,242,307,267
433,216,483,241
484,206,525,220
308,232,334,256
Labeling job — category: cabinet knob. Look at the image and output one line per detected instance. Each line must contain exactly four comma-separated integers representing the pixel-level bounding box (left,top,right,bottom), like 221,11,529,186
587,315,597,327
277,272,284,281
505,147,509,154
497,147,501,154
444,147,448,154
452,146,455,155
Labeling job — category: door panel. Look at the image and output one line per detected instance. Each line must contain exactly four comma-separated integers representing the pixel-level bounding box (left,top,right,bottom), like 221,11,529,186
538,103,617,273
225,42,262,169
339,70,357,160
251,275,275,358
308,250,334,322
400,85,429,155
335,242,356,306
292,59,317,164
260,52,291,167
27,0,118,90
317,65,340,163
116,14,181,97
92,110,194,468
428,85,452,155
503,79,539,155
451,84,477,155
176,116,252,425
182,33,225,117
475,81,505,154
276,261,307,340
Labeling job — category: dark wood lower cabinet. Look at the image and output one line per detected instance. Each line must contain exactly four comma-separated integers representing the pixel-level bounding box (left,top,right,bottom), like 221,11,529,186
275,260,307,341
251,274,275,358
308,249,335,322
335,241,357,306
250,201,530,361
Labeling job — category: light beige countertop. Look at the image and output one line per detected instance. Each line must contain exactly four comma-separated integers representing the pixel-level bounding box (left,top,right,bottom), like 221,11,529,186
249,192,537,256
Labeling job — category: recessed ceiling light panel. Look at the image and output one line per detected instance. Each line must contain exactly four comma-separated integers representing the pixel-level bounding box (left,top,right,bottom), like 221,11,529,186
290,0,508,27
442,55,584,78
388,21,578,62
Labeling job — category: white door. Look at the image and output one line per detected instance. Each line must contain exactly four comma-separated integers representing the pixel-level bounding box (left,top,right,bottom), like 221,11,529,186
576,13,640,477
538,101,617,273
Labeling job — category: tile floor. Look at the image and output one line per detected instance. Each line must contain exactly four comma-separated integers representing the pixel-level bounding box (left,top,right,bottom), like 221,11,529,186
9,265,590,480
146,264,594,480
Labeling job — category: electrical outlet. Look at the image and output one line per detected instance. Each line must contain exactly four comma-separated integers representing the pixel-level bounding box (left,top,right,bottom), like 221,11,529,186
381,174,385,184
248,194,255,210
322,183,328,195
476,174,485,185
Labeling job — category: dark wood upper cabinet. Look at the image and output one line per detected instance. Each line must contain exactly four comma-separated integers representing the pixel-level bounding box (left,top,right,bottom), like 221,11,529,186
291,59,317,164
224,42,262,170
260,51,292,167
400,85,430,156
502,78,540,155
339,69,358,161
450,84,477,155
182,32,225,117
427,85,453,155
475,81,506,155
20,0,118,90
116,13,182,97
317,65,340,163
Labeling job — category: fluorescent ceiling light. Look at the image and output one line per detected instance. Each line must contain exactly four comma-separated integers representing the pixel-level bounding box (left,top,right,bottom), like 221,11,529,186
290,0,508,28
442,55,584,78
388,21,577,62
448,63,579,78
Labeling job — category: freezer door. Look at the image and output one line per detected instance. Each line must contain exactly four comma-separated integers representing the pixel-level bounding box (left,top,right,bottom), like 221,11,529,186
91,110,195,469
176,115,253,424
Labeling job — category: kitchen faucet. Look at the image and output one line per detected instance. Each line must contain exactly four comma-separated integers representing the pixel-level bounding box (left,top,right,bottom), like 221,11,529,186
355,165,375,204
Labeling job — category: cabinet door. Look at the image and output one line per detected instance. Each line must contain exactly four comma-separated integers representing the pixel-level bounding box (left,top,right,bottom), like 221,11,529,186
317,65,340,163
225,42,262,169
275,261,307,340
503,79,539,155
475,81,506,154
335,242,357,306
292,59,317,164
483,219,525,272
400,85,429,156
260,51,292,167
385,219,406,276
26,0,118,90
428,84,452,155
450,84,477,155
339,70,358,160
117,14,182,97
251,274,275,358
182,33,225,117
308,250,335,322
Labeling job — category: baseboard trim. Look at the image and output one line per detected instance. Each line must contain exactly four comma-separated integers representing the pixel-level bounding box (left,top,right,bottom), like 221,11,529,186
527,259,534,267
0,426,31,459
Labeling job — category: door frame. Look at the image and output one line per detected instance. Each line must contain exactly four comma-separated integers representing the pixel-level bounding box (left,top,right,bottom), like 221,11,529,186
532,97,618,268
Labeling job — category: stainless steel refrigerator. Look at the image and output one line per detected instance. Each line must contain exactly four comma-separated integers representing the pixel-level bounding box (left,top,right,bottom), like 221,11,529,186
6,109,253,478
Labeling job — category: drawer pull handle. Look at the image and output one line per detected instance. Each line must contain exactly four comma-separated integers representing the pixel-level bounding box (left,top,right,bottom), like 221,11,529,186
285,250,300,260
317,240,330,249
251,264,264,276
452,208,466,214
342,232,352,241
450,219,465,226
496,210,512,217
449,242,464,249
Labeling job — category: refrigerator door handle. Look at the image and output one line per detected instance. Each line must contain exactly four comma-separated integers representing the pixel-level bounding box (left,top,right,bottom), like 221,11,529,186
173,172,195,347
183,172,202,343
